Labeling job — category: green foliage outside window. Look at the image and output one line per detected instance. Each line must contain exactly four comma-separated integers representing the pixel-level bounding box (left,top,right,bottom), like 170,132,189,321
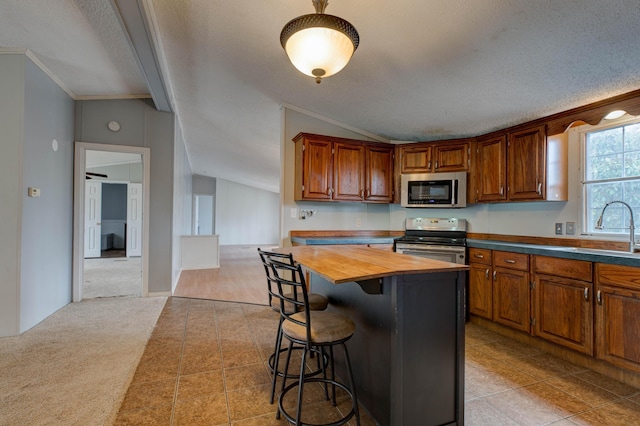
584,122,640,235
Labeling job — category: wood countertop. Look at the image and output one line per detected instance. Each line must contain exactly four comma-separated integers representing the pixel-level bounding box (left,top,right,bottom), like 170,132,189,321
278,245,468,284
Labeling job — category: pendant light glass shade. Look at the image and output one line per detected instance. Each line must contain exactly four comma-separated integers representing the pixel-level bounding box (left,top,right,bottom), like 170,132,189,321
280,2,359,83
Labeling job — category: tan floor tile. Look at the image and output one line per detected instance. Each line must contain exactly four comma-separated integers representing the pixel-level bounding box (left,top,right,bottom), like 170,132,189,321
113,404,172,425
573,370,640,397
464,398,520,426
568,398,640,425
222,343,263,368
231,412,289,425
177,370,225,400
119,378,176,412
499,352,585,380
546,374,621,407
227,384,279,421
173,393,229,425
132,358,180,383
466,361,539,397
485,382,591,425
225,362,271,390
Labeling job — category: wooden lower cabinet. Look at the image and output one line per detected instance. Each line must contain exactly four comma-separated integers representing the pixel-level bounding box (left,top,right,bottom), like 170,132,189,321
468,248,492,319
533,256,594,355
493,266,530,332
595,263,640,373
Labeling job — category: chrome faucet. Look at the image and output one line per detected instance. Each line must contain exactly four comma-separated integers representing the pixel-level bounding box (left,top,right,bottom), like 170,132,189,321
595,200,639,253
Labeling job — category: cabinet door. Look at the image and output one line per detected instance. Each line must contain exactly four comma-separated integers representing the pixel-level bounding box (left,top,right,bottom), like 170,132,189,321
365,145,394,202
534,274,594,355
469,262,492,319
595,284,640,372
433,142,469,172
493,267,531,332
476,135,507,202
399,145,432,173
508,125,546,200
301,137,333,200
333,142,365,201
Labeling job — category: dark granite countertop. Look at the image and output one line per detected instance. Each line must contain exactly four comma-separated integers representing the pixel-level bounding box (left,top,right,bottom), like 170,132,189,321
291,236,398,245
467,239,640,267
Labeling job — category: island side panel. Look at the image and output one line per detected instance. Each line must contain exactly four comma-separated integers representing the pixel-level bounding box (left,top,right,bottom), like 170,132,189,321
310,270,465,426
393,271,465,426
311,274,395,424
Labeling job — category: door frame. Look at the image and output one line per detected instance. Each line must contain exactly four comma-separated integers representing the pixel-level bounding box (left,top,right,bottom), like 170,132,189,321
73,142,151,302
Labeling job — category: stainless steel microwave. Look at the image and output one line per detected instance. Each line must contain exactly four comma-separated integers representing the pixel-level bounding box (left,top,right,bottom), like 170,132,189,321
400,172,467,208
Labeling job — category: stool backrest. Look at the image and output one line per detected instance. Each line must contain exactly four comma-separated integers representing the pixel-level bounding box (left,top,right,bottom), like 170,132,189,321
263,254,313,344
257,248,299,312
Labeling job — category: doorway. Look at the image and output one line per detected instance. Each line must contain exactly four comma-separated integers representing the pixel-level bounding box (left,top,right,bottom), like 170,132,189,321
73,142,150,302
193,194,214,235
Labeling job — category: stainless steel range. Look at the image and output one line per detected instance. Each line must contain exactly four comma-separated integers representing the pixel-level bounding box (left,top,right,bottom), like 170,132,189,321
394,217,467,264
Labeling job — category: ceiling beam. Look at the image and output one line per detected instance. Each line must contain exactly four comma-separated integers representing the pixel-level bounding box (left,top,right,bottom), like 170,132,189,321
109,0,172,112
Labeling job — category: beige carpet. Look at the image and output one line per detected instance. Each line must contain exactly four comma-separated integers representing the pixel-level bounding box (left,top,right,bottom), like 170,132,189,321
84,256,142,299
0,296,166,426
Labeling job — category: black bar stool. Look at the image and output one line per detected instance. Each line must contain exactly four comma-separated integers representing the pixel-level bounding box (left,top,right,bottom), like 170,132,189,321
258,248,329,405
267,255,361,426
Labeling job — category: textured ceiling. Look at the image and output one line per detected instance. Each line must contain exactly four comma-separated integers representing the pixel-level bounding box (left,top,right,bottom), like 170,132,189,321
2,0,640,193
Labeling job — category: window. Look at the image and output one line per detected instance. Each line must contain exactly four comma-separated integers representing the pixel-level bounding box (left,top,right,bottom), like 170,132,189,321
582,119,640,236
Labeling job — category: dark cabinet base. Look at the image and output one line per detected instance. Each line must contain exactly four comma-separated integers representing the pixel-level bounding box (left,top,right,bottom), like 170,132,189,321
311,271,466,426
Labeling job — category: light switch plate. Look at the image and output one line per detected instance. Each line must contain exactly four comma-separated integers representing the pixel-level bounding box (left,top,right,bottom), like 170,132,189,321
555,223,563,235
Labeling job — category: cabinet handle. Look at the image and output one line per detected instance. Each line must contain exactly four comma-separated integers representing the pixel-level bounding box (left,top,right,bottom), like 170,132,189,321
504,259,516,264
474,254,484,259
428,161,432,169
360,190,364,198
499,186,504,195
366,189,370,197
596,290,602,305
537,182,542,195
485,269,489,279
584,287,589,301
435,161,439,169
493,270,497,281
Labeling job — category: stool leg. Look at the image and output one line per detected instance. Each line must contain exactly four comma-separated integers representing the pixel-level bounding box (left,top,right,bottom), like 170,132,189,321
329,345,337,406
270,317,284,404
276,339,295,420
342,342,361,426
318,346,330,401
294,345,309,426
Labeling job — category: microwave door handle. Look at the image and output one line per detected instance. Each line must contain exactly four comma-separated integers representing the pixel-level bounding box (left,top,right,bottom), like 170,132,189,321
453,179,458,206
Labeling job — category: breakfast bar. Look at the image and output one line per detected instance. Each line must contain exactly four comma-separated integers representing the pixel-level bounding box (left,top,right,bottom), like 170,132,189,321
279,245,469,426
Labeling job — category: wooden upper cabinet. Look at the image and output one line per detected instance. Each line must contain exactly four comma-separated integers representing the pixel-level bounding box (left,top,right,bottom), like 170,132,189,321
476,135,507,202
508,125,547,201
333,142,365,201
365,144,394,202
398,144,432,173
293,133,394,204
433,142,470,172
295,136,333,200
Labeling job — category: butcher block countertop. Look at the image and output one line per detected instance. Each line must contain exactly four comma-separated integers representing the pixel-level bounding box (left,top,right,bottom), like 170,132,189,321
278,245,468,284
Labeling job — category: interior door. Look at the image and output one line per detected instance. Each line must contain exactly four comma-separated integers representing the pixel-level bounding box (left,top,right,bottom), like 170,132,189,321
127,183,143,257
84,181,102,258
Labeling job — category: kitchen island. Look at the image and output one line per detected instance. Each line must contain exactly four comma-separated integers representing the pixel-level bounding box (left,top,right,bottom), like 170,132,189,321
277,245,468,426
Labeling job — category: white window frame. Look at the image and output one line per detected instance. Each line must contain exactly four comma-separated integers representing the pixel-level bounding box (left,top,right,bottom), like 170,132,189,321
579,115,640,236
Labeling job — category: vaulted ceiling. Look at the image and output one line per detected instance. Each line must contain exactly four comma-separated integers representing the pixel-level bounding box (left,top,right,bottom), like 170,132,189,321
2,0,640,193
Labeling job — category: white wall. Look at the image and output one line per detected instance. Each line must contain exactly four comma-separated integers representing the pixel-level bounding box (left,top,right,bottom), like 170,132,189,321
0,54,74,337
172,121,193,290
20,58,75,332
0,54,26,336
215,178,279,245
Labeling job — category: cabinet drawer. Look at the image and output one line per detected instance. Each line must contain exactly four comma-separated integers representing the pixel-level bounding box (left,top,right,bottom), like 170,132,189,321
469,248,491,265
596,263,640,291
533,255,592,282
493,250,529,271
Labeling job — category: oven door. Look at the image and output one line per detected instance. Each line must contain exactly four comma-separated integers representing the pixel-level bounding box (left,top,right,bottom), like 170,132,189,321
395,243,466,264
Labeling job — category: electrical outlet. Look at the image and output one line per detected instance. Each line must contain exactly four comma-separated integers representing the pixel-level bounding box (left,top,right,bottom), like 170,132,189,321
290,208,297,219
565,222,576,235
555,223,563,235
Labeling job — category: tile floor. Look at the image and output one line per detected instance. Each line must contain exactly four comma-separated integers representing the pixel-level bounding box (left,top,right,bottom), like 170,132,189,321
115,297,640,425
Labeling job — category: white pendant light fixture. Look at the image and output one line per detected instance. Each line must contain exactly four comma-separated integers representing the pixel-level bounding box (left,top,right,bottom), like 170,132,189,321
280,0,359,84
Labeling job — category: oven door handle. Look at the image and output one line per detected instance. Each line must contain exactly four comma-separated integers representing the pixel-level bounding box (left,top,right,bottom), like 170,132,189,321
395,244,465,253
